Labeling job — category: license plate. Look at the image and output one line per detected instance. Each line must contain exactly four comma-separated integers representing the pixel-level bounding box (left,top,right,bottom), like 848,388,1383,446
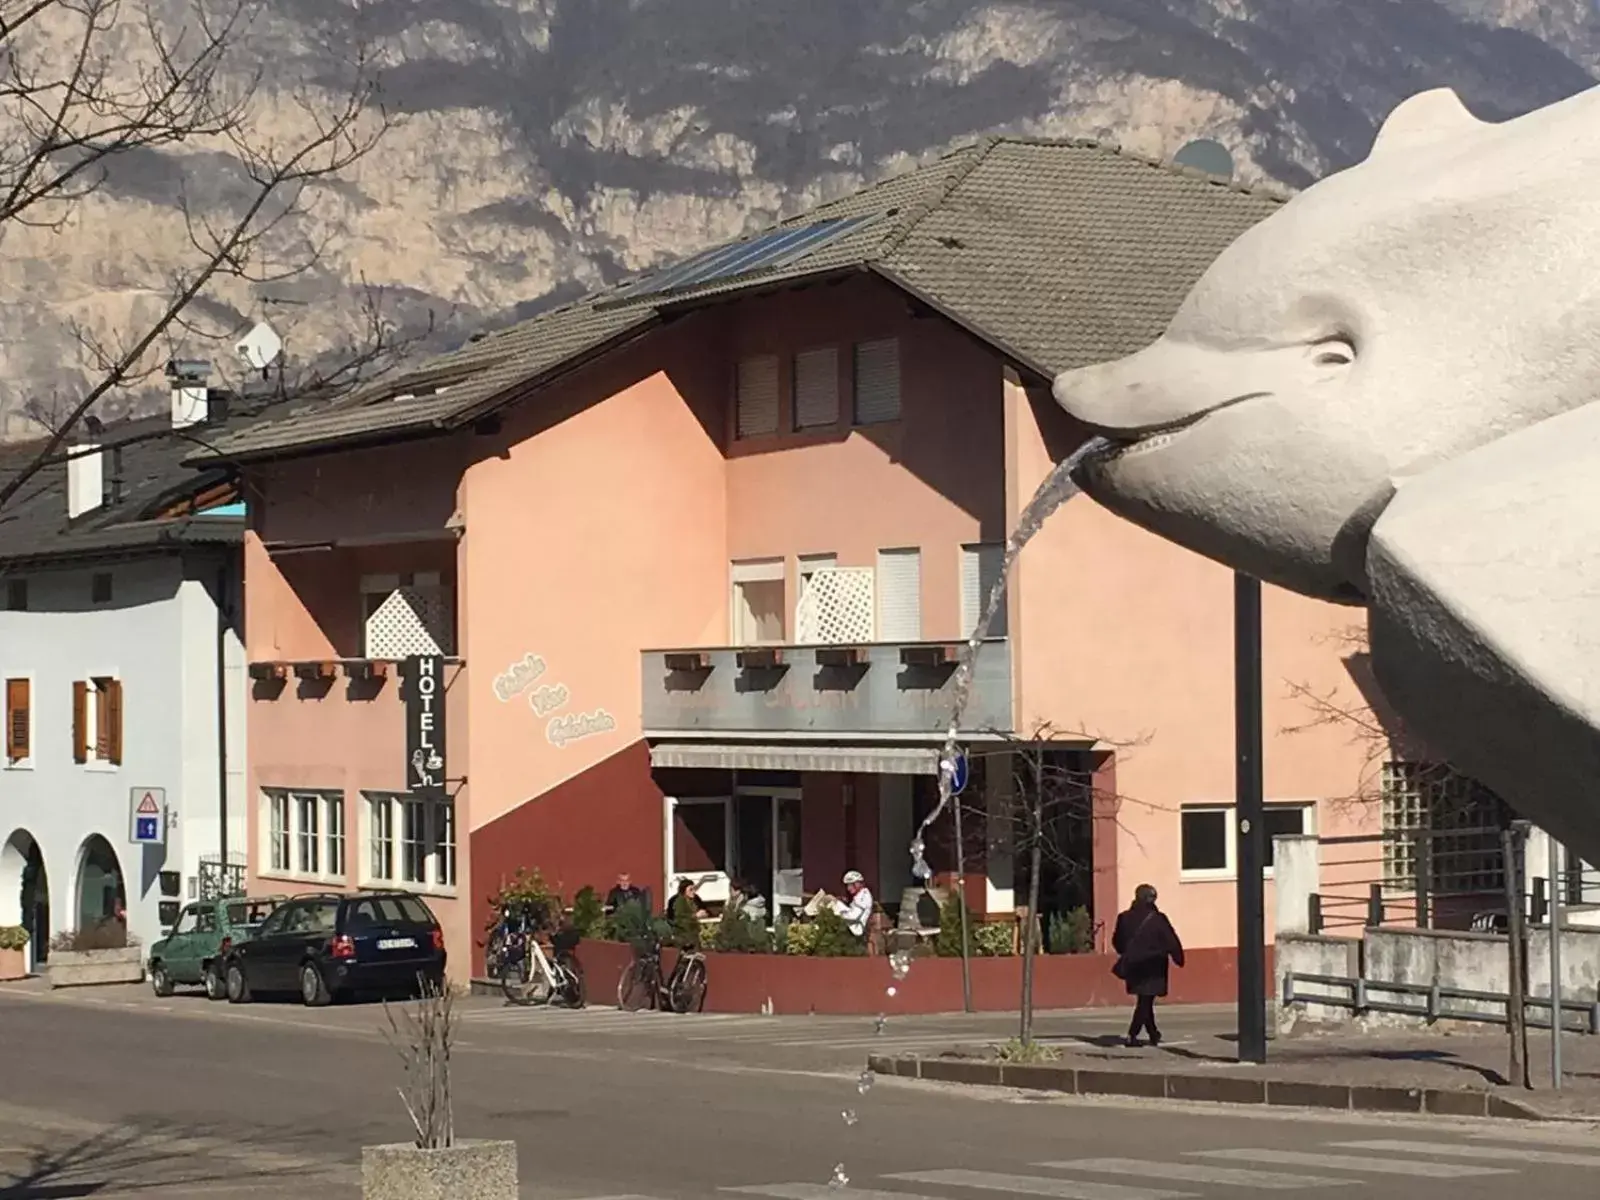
377,937,416,950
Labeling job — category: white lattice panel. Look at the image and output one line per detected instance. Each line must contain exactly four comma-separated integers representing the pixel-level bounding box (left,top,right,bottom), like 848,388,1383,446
365,586,453,657
795,567,874,644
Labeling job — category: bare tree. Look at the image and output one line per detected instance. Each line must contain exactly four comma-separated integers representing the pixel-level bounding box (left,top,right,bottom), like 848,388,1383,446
382,976,456,1150
0,0,398,509
966,721,1153,1051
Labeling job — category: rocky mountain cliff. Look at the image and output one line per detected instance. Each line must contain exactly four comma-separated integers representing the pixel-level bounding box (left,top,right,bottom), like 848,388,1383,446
3,0,1597,439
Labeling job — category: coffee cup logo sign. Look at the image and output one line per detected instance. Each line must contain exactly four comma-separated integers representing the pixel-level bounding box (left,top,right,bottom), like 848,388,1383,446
492,650,615,749
404,655,447,796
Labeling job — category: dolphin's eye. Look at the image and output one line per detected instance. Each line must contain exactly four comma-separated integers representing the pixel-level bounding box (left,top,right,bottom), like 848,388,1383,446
1311,335,1355,367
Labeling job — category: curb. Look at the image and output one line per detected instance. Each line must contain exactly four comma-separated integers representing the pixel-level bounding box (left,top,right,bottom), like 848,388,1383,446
866,1054,1547,1122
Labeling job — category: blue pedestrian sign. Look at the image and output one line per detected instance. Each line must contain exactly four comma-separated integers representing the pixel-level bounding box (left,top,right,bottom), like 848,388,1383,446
128,787,166,846
940,749,970,796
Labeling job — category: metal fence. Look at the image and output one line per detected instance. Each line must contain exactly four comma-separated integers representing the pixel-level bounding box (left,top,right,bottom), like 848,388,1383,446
1309,826,1512,935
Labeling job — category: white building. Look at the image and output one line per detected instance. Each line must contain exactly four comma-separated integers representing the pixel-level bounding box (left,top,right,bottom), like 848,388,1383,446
0,374,251,969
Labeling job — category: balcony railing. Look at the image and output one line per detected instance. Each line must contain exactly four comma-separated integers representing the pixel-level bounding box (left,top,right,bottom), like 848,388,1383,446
640,639,1011,736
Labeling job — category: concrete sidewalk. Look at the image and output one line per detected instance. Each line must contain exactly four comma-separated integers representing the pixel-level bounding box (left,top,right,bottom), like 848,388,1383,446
874,1015,1600,1121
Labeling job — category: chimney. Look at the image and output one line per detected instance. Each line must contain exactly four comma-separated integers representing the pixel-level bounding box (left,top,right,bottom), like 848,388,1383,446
67,442,103,519
166,358,212,428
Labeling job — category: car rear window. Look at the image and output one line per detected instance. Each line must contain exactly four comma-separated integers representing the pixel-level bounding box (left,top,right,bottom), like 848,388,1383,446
226,900,279,927
344,894,437,929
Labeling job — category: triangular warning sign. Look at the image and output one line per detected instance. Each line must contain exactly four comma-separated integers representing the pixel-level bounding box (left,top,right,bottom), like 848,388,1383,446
136,793,159,814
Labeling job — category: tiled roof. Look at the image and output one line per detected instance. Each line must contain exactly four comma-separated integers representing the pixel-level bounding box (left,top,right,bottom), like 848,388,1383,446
199,139,1288,464
0,392,301,566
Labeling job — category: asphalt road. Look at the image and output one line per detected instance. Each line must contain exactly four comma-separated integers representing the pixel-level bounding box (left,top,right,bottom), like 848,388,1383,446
2,984,1597,1200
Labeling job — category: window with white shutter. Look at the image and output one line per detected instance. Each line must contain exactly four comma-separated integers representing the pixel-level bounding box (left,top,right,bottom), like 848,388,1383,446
731,558,785,644
795,552,837,633
960,543,1008,639
792,347,839,430
735,355,780,439
853,338,901,425
875,547,922,642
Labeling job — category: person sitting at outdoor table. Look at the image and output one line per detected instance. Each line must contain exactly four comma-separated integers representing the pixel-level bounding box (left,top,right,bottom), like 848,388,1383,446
665,877,709,921
803,870,874,938
604,871,645,915
728,878,768,924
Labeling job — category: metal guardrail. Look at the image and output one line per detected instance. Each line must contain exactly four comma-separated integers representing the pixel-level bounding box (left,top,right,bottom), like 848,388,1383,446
1283,971,1600,1034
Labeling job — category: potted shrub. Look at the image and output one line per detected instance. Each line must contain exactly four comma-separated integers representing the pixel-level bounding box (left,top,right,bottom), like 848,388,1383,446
362,976,517,1200
47,921,143,988
0,925,28,980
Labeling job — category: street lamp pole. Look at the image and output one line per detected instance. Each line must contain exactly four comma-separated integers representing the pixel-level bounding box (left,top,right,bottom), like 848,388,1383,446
1235,571,1267,1063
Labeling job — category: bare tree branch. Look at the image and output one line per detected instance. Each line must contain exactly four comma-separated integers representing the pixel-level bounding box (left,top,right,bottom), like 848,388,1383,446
0,0,398,512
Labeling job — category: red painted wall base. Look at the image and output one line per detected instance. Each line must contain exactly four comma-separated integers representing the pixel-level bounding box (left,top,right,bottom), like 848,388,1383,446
576,941,1274,1016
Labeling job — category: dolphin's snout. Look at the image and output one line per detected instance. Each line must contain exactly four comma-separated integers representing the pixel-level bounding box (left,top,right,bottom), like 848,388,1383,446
1053,338,1224,437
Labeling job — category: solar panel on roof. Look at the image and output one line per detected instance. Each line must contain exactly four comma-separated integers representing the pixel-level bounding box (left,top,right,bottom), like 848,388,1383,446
604,215,875,304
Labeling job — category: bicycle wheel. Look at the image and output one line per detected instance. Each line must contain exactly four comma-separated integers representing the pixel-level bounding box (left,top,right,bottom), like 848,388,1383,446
561,955,587,1009
499,942,551,1006
670,955,708,1014
616,957,656,1011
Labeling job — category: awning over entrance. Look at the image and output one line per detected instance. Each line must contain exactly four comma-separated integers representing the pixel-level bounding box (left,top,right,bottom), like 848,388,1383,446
649,742,940,775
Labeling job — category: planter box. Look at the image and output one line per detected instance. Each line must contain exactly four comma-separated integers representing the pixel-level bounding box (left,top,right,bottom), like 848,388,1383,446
0,947,26,981
47,945,143,989
572,939,1274,1015
361,1139,517,1200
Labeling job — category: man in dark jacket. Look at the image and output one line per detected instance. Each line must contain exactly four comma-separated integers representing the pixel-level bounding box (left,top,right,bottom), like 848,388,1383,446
1111,884,1185,1047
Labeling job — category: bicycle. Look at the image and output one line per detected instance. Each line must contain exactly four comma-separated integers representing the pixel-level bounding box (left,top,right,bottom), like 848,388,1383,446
616,931,707,1013
496,903,586,1008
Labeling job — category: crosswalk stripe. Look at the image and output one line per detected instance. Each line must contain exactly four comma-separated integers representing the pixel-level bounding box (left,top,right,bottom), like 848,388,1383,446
886,1169,1190,1199
1036,1158,1349,1189
725,1186,948,1200
1190,1150,1513,1178
1331,1139,1600,1168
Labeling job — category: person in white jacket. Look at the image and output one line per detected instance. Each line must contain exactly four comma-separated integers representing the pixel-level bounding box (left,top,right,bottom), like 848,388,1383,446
830,870,874,938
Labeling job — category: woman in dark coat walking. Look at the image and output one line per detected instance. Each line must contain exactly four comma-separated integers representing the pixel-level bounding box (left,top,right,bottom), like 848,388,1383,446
1111,884,1185,1047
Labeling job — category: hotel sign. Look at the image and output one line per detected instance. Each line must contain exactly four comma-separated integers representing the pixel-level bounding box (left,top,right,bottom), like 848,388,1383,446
404,655,446,796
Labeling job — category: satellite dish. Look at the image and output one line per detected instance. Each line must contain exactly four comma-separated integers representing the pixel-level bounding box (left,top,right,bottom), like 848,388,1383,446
1173,138,1235,180
236,322,284,371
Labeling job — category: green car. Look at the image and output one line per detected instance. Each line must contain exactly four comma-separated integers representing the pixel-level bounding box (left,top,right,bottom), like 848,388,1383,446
149,895,285,999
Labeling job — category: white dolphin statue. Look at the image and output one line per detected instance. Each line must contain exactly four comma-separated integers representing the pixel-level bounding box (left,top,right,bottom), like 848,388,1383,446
1053,84,1600,871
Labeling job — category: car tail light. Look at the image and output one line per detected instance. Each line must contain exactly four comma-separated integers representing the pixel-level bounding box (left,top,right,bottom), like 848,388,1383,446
431,928,444,952
331,935,356,960
218,937,232,955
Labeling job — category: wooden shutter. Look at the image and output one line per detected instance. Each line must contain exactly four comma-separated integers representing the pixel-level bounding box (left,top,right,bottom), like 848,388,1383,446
792,347,839,429
853,338,901,424
4,678,27,761
734,355,779,438
875,547,922,642
106,679,123,765
960,543,1007,639
72,681,87,763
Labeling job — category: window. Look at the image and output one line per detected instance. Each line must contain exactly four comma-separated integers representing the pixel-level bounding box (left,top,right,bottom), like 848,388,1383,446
795,553,837,631
1180,807,1230,875
1381,760,1509,892
194,907,218,935
369,794,394,882
792,347,839,430
91,572,112,604
875,547,922,641
4,677,30,765
366,792,456,890
268,794,289,872
960,543,1007,639
262,790,345,881
170,908,199,936
1262,803,1311,869
73,677,122,765
853,338,901,424
226,899,279,928
734,354,780,438
730,557,785,645
362,571,454,657
4,578,26,611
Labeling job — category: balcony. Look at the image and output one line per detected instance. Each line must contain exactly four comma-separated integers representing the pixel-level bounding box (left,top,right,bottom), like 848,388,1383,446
640,639,1011,736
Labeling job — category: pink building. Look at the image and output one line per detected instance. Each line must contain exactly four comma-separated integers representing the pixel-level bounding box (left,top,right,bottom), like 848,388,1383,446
203,138,1379,977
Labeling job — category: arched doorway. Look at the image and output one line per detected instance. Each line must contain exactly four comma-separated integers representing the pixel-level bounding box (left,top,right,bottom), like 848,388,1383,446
2,830,49,967
75,835,124,932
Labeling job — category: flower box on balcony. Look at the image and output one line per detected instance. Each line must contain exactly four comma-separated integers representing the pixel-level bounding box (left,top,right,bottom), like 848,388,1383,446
292,661,338,681
248,662,287,682
735,647,784,670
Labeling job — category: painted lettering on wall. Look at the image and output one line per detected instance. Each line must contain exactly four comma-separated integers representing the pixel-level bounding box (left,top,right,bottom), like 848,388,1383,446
547,709,616,748
493,650,616,749
493,653,547,702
